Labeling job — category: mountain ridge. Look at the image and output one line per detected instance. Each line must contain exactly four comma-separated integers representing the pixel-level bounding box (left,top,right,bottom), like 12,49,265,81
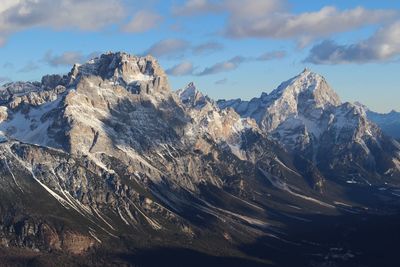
0,52,400,266
218,68,400,182
355,102,400,139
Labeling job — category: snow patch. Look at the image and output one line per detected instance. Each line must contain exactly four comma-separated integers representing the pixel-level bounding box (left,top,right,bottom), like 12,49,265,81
259,168,334,209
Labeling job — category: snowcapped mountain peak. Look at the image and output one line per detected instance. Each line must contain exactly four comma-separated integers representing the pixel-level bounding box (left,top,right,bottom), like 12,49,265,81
218,70,342,133
273,69,341,109
247,70,341,132
177,82,210,109
178,82,198,99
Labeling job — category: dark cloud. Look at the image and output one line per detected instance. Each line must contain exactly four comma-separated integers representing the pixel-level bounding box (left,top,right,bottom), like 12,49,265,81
143,39,225,59
305,21,400,64
166,61,194,76
143,39,190,58
193,42,224,55
43,51,101,67
215,78,227,85
196,50,286,76
257,51,286,61
197,56,246,76
44,51,85,67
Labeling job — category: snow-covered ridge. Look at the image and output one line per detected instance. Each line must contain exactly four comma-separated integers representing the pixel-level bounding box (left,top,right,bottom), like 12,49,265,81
176,82,211,109
218,69,342,132
273,68,341,108
361,104,400,139
0,53,398,185
176,82,259,159
218,69,400,177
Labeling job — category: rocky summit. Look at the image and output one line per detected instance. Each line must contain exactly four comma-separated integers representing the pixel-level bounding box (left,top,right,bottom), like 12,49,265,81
0,52,400,267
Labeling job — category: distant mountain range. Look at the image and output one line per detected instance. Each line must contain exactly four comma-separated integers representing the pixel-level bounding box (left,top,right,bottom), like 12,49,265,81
366,109,400,140
0,52,399,267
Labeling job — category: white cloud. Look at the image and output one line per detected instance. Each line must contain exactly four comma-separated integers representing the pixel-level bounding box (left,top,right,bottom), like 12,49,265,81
0,0,21,14
123,10,163,33
144,39,190,58
225,5,397,46
166,61,194,76
0,0,125,45
173,0,398,46
305,21,400,64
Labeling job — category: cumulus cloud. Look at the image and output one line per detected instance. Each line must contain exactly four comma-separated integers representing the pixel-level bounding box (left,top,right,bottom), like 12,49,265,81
225,5,397,46
144,39,190,58
123,10,163,33
43,51,100,67
193,42,224,55
0,0,125,45
305,21,400,64
173,0,397,46
197,56,246,76
166,61,194,76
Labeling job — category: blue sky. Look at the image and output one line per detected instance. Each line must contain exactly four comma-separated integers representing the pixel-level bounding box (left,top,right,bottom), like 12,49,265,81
0,0,399,112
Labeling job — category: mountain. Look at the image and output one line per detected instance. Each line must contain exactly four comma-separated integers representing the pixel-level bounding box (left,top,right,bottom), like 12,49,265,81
365,108,400,140
219,69,400,184
0,53,400,267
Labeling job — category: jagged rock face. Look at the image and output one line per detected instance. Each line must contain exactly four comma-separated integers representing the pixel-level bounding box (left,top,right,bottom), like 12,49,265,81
0,52,400,266
0,140,198,254
177,82,259,159
0,82,42,104
69,52,170,97
219,69,341,133
0,107,7,123
265,70,340,132
0,53,331,249
177,82,209,109
219,69,400,181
